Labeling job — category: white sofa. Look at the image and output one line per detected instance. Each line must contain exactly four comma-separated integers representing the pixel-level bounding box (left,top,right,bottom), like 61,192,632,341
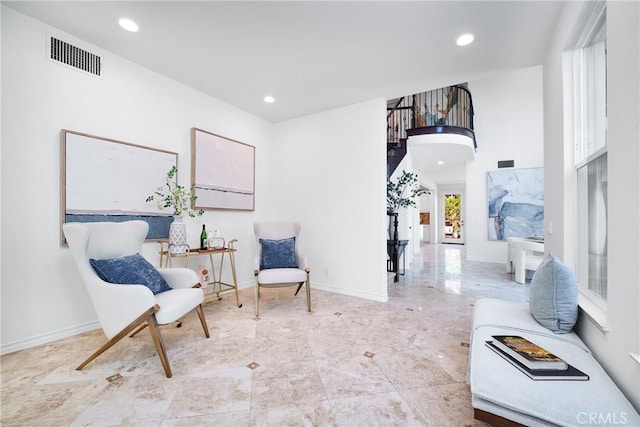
469,298,640,426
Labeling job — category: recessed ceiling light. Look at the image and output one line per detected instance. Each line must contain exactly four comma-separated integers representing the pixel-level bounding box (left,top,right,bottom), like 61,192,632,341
437,160,445,165
456,33,474,47
118,18,139,32
263,95,275,103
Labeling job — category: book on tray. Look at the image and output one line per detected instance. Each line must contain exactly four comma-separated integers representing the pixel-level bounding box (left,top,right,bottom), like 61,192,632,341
490,335,568,370
485,341,589,381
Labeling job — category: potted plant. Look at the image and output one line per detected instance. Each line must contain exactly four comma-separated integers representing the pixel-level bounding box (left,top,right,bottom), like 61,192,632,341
387,170,427,214
386,170,427,280
146,166,204,254
146,166,204,218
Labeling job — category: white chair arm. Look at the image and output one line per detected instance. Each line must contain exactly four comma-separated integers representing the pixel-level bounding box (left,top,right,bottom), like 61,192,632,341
86,276,157,339
297,253,309,270
157,268,200,289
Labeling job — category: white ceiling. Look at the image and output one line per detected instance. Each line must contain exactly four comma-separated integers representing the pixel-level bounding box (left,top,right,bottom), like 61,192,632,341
4,0,563,180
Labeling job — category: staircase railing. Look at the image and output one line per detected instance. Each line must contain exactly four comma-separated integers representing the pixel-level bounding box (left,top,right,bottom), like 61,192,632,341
386,96,412,178
387,96,411,145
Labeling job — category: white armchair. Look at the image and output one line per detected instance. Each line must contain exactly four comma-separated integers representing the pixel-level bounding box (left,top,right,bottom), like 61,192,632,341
507,237,545,284
63,220,210,378
253,222,311,317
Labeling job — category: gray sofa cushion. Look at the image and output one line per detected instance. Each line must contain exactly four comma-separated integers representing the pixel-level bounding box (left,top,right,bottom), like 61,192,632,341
529,254,578,333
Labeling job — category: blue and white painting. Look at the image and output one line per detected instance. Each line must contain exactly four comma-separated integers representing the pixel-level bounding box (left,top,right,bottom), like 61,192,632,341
63,130,177,241
487,168,544,241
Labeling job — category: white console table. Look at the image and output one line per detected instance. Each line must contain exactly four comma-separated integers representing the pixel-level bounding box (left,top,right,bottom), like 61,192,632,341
506,237,544,284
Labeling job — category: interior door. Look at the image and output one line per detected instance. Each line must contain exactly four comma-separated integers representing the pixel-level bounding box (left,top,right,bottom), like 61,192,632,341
442,192,465,244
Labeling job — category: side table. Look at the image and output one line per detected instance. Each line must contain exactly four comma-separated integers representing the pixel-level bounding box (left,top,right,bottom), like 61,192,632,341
158,240,242,307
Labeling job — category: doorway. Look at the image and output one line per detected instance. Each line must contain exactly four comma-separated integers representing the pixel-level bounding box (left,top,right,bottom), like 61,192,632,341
442,192,464,244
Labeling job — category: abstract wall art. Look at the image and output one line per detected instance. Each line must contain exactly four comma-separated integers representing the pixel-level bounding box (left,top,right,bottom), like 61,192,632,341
191,128,255,211
487,167,544,241
61,130,177,243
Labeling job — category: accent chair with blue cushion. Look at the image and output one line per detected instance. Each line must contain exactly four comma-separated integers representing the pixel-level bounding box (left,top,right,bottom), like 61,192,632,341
253,221,311,317
63,220,210,378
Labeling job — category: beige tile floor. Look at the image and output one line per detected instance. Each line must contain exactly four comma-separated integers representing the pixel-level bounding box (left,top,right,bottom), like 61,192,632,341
1,244,529,426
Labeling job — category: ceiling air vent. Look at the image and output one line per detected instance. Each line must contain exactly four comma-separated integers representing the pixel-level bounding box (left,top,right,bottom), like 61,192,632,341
49,36,102,77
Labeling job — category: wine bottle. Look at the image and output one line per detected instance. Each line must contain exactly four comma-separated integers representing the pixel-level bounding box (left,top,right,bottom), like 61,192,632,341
200,224,207,249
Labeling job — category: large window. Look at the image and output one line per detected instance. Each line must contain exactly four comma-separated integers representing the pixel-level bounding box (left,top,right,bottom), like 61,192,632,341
573,2,607,164
571,1,608,319
577,150,607,301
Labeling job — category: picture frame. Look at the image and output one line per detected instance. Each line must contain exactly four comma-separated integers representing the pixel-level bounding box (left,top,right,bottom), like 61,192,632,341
191,127,255,211
487,167,544,241
61,129,178,244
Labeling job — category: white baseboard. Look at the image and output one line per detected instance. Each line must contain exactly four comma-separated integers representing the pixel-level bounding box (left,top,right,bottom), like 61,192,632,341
1,280,385,355
236,281,254,290
0,320,100,356
311,281,389,302
240,279,388,303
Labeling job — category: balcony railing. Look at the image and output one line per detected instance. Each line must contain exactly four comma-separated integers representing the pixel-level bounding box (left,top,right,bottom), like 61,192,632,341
387,84,476,149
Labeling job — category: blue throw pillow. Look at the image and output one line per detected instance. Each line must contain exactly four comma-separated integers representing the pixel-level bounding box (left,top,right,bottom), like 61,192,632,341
529,254,578,333
90,253,172,295
259,237,298,270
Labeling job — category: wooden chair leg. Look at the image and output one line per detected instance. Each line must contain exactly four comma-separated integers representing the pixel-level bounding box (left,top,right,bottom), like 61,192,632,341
294,283,303,296
194,304,210,338
129,324,148,338
77,306,158,371
146,314,172,378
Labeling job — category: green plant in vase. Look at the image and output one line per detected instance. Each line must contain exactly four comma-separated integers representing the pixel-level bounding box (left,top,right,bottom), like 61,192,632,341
386,170,427,240
146,166,203,254
387,170,427,214
146,166,204,218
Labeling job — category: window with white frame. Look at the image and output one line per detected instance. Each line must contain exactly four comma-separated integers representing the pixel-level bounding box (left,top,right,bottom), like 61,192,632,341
570,1,608,318
577,150,607,301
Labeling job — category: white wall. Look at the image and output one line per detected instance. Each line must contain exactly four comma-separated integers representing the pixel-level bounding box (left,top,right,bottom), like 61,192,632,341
1,7,388,353
465,66,545,262
417,172,438,244
418,186,435,243
269,99,388,301
0,7,272,352
542,3,581,270
544,1,640,411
